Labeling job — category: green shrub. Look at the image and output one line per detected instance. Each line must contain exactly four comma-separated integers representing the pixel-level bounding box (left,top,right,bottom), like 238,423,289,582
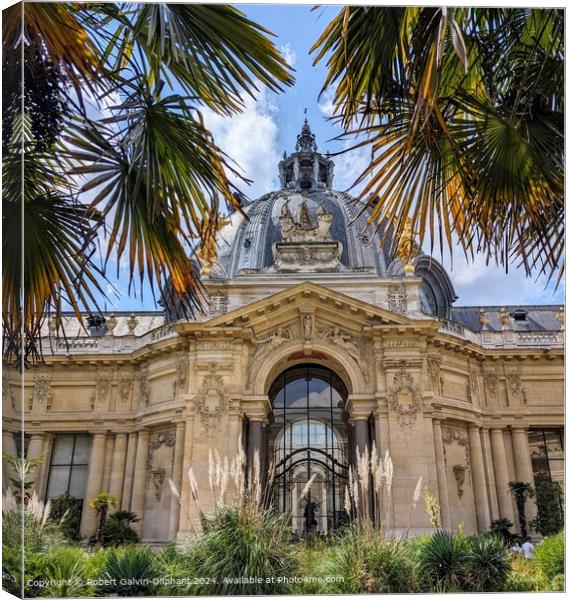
534,531,564,580
98,546,160,596
506,555,548,591
416,530,469,592
34,547,97,597
550,573,565,591
181,505,296,596
364,537,417,593
466,534,510,592
530,481,564,537
489,518,516,546
99,510,140,547
49,494,83,543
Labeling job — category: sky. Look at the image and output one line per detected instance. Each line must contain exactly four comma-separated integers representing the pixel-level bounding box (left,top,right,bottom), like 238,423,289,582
100,3,564,311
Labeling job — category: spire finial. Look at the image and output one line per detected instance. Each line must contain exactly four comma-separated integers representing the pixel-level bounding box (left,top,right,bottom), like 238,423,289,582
296,112,316,152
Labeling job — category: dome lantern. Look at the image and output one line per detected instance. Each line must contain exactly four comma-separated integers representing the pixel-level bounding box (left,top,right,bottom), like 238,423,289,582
278,118,334,192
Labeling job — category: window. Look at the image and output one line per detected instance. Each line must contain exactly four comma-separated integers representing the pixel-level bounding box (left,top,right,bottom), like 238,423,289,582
46,434,91,500
529,428,564,486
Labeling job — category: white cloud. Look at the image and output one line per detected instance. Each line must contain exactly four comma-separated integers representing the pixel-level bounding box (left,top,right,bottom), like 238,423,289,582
423,241,564,306
202,85,281,200
280,43,297,68
318,87,336,118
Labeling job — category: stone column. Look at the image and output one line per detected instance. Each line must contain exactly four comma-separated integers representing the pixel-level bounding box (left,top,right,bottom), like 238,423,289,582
353,417,372,517
130,429,150,534
36,434,54,498
80,432,107,536
26,433,45,491
490,428,515,523
108,433,128,506
101,435,115,492
247,419,264,483
432,418,451,530
511,427,537,526
481,428,499,521
169,422,186,539
353,418,370,457
121,433,138,510
468,425,491,532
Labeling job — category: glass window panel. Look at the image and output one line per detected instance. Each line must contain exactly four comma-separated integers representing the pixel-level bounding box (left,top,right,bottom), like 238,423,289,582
72,435,91,464
285,378,307,408
68,466,88,498
50,435,75,465
46,465,70,499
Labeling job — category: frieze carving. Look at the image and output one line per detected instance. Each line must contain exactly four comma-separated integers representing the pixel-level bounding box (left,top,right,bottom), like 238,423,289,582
254,326,293,362
139,364,150,406
387,364,422,426
386,284,408,315
194,366,227,430
316,325,369,383
32,372,52,411
504,364,527,404
384,336,418,349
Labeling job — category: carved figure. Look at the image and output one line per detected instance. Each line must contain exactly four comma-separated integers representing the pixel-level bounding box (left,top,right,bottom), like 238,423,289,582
396,218,420,274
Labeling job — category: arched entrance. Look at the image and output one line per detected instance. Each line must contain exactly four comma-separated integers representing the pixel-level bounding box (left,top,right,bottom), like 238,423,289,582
267,364,350,538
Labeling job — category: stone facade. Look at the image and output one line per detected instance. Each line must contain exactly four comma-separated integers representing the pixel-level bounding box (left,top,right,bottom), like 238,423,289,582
2,121,564,542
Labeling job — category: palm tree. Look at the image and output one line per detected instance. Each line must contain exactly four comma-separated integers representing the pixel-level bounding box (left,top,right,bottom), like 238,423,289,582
89,491,118,545
2,3,294,365
312,7,563,283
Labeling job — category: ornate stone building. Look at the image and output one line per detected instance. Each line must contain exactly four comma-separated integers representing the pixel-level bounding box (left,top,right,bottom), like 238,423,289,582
3,121,564,542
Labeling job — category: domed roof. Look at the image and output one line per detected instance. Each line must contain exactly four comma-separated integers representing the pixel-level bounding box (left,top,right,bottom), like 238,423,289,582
211,120,396,279
214,189,397,279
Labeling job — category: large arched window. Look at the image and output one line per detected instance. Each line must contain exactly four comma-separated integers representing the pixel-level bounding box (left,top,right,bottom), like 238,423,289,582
267,365,350,538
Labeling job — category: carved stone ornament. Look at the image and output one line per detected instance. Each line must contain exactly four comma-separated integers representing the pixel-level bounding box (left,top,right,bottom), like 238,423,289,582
32,373,52,411
3,374,14,410
118,376,133,404
150,468,166,502
209,291,228,317
388,365,422,426
453,464,466,498
386,284,408,315
466,360,481,403
442,429,471,467
315,325,369,382
175,354,189,393
301,313,314,341
483,372,498,403
96,377,112,406
504,364,527,404
254,326,293,362
147,430,176,468
427,350,443,395
194,367,227,430
139,364,150,406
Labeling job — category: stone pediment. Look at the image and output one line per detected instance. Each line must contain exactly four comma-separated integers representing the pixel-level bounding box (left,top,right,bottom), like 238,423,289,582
176,282,429,337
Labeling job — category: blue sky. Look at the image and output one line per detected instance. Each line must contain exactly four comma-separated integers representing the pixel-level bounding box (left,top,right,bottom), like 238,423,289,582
99,3,564,311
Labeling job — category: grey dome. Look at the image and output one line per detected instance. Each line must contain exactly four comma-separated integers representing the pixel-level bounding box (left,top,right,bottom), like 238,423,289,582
213,189,396,279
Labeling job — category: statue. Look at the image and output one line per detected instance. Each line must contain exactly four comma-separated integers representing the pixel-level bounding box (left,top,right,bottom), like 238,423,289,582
303,496,318,535
396,218,420,275
278,197,333,243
